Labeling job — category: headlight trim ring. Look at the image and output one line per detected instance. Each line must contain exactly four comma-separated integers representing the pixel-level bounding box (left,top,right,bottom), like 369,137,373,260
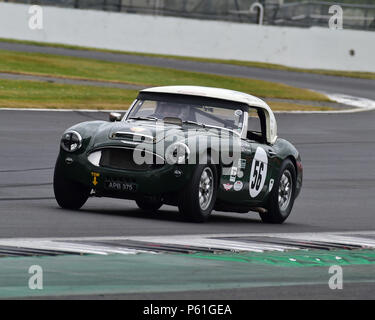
61,130,83,153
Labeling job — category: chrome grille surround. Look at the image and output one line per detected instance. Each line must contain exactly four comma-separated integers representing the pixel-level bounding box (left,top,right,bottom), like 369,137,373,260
88,147,165,171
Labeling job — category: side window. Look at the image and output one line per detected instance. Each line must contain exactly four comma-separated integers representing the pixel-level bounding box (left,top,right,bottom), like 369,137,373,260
248,108,262,133
247,108,266,143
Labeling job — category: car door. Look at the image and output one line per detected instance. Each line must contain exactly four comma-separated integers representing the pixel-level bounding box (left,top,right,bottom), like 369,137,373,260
242,107,277,205
218,139,274,206
217,108,276,206
247,142,276,203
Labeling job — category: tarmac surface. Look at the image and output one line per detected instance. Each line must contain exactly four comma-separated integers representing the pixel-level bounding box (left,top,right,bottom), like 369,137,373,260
0,109,374,237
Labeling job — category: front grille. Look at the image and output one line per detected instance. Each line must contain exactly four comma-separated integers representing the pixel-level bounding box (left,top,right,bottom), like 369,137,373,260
99,148,164,171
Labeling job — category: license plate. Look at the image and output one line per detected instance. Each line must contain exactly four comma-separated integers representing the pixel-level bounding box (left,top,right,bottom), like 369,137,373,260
105,180,137,192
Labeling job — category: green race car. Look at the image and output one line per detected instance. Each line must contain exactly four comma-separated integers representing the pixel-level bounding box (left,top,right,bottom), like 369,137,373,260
54,86,303,223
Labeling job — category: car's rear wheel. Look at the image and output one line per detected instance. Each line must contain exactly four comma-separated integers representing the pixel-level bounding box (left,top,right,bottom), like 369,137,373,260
53,167,90,210
260,159,296,224
178,163,217,222
135,199,163,212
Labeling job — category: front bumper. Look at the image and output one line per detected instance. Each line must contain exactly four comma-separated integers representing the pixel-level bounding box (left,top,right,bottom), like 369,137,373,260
55,150,194,200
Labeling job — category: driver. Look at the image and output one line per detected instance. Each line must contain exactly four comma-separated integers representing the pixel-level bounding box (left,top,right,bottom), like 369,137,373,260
154,102,190,120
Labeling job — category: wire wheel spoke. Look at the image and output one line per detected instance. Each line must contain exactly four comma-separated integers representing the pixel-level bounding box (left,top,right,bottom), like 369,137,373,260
198,167,214,211
278,170,293,211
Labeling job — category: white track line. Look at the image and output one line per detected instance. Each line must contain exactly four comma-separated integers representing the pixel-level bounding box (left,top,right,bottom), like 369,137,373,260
275,93,375,114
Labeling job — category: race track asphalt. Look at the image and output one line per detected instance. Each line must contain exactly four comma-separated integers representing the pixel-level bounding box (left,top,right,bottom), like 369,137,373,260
0,41,374,299
0,109,374,237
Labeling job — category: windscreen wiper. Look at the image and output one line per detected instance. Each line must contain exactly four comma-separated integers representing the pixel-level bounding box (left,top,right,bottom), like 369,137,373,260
182,120,206,128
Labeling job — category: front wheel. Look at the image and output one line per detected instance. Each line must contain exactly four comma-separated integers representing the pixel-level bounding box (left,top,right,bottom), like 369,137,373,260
260,159,296,224
178,164,218,222
53,166,90,210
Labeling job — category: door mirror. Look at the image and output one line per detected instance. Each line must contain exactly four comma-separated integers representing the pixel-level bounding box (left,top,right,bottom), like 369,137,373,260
109,112,122,122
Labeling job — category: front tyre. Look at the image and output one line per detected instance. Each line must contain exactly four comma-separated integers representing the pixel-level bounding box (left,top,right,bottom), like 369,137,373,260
260,159,296,224
178,164,217,222
53,166,90,210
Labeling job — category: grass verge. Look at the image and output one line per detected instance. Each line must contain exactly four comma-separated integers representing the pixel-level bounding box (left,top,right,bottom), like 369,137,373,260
1,38,374,80
0,79,335,111
0,49,329,102
0,79,137,109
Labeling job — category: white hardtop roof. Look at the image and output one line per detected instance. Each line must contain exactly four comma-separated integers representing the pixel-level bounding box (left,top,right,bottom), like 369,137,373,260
141,86,278,144
142,86,269,109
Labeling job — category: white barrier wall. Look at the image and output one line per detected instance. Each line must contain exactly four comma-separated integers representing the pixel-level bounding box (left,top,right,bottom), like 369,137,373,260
1,2,374,72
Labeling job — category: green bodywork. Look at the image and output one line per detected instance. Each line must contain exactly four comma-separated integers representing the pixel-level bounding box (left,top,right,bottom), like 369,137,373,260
55,105,303,212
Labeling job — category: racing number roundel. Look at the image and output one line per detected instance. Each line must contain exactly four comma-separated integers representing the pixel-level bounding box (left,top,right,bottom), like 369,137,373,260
249,147,268,198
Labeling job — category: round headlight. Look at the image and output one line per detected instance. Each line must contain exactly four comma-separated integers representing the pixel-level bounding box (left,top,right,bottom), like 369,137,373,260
165,142,190,164
61,131,82,152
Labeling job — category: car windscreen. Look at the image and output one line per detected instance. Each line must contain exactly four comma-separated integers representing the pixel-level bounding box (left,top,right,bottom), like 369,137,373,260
128,94,246,133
